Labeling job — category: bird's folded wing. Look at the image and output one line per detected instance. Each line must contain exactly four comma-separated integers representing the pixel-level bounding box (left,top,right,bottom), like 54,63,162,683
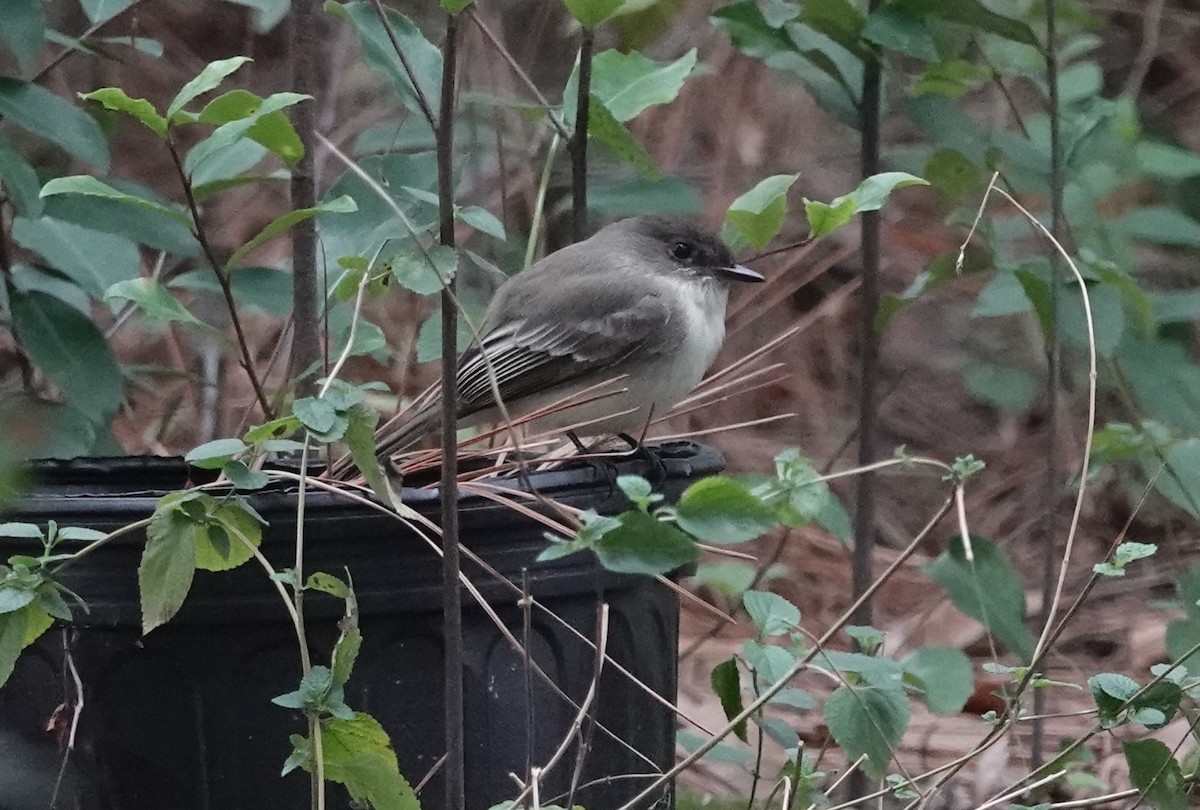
454,291,673,417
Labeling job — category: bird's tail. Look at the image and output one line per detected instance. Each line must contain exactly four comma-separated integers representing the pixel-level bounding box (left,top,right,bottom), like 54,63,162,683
373,398,444,460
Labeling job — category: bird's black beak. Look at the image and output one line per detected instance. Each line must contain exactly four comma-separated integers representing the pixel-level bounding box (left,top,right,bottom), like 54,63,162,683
716,263,765,283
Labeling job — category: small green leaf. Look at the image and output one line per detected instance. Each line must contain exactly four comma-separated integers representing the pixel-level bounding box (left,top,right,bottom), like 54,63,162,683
317,713,421,810
586,48,698,122
105,278,207,327
563,0,623,27
710,658,747,742
0,0,42,72
388,243,456,295
803,194,857,239
326,2,441,125
306,571,350,598
824,683,910,779
891,0,1038,47
13,216,142,299
675,476,777,544
185,92,310,177
0,609,29,689
227,195,356,268
196,88,307,167
845,625,885,653
0,523,44,540
346,403,395,506
1123,740,1189,810
40,175,192,227
587,99,660,178
81,87,167,135
925,535,1033,662
902,647,973,715
0,78,110,169
167,56,253,119
185,438,248,469
457,206,505,240
742,590,800,637
592,510,698,575
861,8,938,61
195,499,263,572
441,0,473,10
10,290,125,422
223,460,269,490
0,133,45,216
724,174,797,250
139,500,200,633
806,172,929,238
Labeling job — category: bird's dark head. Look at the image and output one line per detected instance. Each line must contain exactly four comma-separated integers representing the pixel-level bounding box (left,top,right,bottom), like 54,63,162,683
607,215,765,284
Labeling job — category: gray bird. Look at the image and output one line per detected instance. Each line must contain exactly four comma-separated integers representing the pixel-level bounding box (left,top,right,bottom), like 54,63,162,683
374,215,763,458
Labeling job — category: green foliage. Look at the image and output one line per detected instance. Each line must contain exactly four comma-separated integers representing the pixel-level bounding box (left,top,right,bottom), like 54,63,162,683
1089,672,1181,730
926,534,1034,661
824,681,909,779
1123,740,1190,810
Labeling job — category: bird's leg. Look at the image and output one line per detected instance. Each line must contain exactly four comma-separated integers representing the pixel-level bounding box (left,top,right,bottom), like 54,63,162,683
616,432,666,486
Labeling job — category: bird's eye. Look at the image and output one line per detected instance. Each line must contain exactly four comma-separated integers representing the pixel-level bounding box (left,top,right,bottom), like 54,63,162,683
670,242,694,261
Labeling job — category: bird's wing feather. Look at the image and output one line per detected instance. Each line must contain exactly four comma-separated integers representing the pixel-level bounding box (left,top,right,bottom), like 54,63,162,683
455,280,675,417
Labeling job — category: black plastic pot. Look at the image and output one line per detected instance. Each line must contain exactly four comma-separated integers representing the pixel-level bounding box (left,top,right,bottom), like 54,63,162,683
0,441,723,810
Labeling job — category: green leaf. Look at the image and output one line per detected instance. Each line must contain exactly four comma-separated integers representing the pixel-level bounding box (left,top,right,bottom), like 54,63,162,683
326,2,441,124
442,0,474,10
925,535,1033,661
799,0,867,56
742,589,800,637
197,500,262,571
105,278,206,327
803,195,857,239
184,92,310,177
185,438,248,469
40,175,192,227
9,290,124,422
81,87,167,136
318,713,421,810
891,0,1038,47
1090,673,1181,730
139,500,199,633
587,48,698,122
41,180,198,256
0,0,43,71
724,174,797,250
911,58,989,98
0,78,109,169
675,476,777,543
12,216,142,299
223,461,269,490
710,658,747,742
807,172,928,239
346,403,395,506
79,0,139,23
388,243,457,295
901,647,973,715
458,206,505,240
743,639,795,684
0,609,29,689
1119,207,1200,248
0,523,44,539
0,133,43,217
167,56,252,119
592,510,699,575
861,8,938,62
1123,740,1189,810
587,99,659,178
227,195,357,268
563,0,623,27
196,88,306,167
1136,141,1200,180
824,683,910,779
